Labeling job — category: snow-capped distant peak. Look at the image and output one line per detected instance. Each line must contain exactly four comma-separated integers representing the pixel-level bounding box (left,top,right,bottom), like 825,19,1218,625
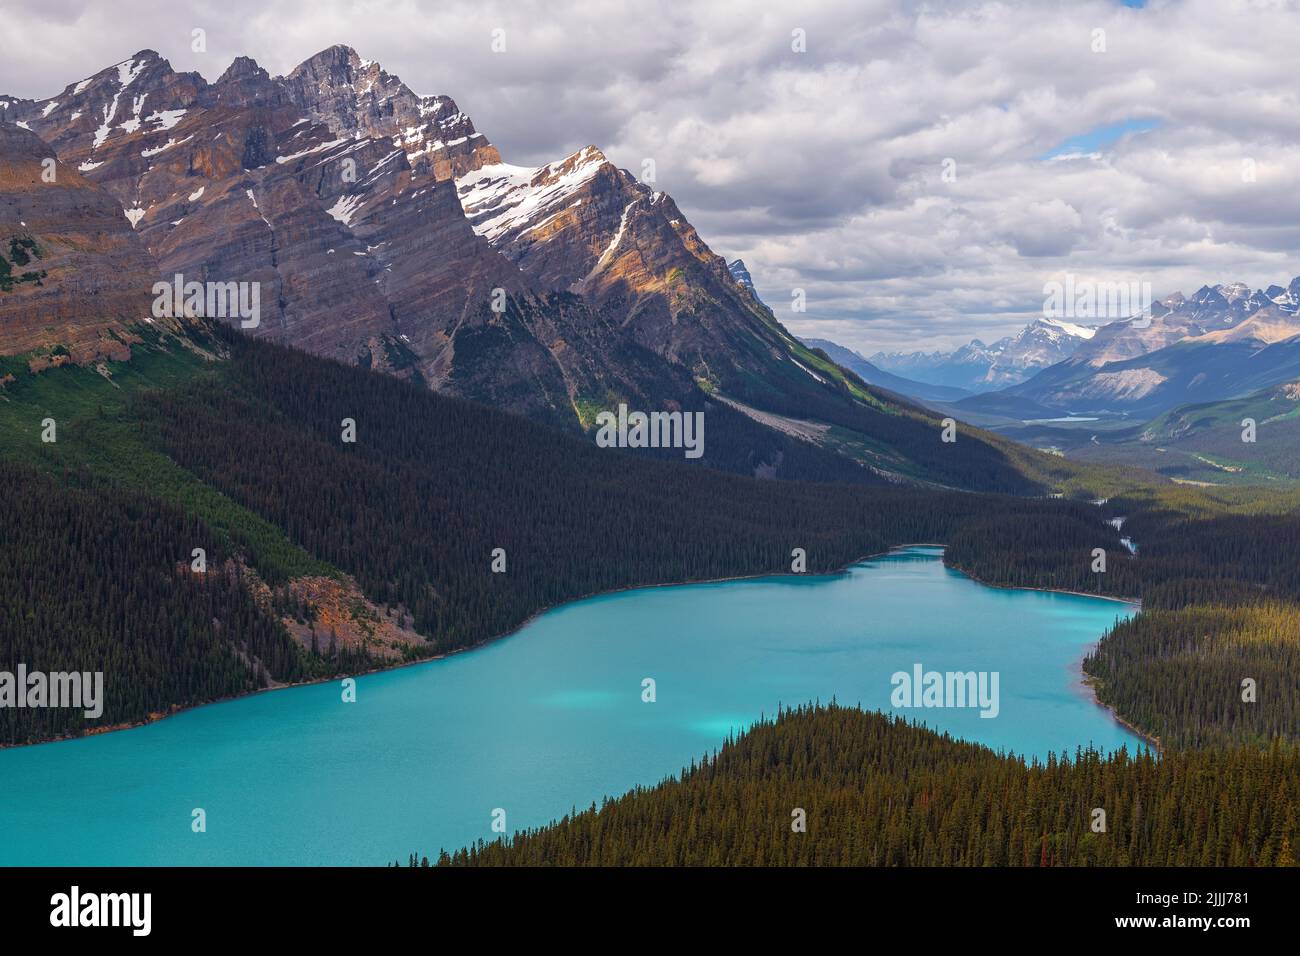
1038,316,1097,339
872,314,1097,390
728,259,755,290
1216,281,1251,302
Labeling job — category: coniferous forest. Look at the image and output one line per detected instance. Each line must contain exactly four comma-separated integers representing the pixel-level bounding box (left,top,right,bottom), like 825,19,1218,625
424,704,1299,867
2,326,1299,869
0,461,307,742
0,331,1015,743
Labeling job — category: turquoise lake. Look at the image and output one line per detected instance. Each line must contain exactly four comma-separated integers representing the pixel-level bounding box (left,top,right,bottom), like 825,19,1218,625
0,547,1140,866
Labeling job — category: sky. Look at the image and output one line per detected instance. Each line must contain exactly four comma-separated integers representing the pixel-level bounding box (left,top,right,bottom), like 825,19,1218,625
2,0,1299,355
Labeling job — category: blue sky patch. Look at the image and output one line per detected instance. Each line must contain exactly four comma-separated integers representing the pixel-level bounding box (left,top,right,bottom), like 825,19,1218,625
1040,118,1161,160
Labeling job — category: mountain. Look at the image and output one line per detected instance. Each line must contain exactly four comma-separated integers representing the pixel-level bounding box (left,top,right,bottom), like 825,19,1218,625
1063,282,1289,368
727,259,760,302
0,122,171,368
0,46,627,426
452,147,805,398
801,338,971,402
871,317,1096,391
0,47,789,452
968,278,1300,421
1,45,1068,494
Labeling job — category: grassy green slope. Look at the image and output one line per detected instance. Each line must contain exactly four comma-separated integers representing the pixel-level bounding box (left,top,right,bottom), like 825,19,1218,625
1053,381,1300,486
0,324,334,584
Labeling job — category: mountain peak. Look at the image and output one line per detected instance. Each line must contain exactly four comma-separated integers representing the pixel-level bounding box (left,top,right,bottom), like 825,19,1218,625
1191,284,1225,302
727,259,760,300
551,145,609,172
287,45,376,89
276,46,498,178
298,44,362,68
1216,281,1251,302
217,56,267,83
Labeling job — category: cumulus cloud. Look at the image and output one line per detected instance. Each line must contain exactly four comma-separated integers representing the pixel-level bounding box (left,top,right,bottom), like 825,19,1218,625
2,0,1298,353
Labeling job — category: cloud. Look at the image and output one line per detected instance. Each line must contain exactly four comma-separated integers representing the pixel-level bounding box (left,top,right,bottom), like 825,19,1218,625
2,0,1298,353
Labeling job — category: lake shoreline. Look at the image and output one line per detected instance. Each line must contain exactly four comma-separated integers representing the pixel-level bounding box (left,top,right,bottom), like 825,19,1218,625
0,543,1153,753
3,543,941,750
943,560,1154,752
943,561,1141,607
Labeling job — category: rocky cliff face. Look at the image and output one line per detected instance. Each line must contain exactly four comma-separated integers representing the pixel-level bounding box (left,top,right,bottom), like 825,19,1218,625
280,44,500,181
1,47,640,414
2,45,789,421
0,123,158,366
456,145,796,393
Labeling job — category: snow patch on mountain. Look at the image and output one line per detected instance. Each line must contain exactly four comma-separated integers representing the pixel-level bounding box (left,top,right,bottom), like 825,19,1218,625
147,109,186,131
327,193,365,226
594,201,635,268
117,57,148,90
455,147,607,243
141,135,191,157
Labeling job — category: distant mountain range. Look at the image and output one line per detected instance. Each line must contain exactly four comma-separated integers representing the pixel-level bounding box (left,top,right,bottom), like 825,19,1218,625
960,278,1300,422
801,338,971,403
870,317,1098,392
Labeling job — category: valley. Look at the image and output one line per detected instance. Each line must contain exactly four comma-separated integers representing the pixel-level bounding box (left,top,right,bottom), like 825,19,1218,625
813,276,1300,489
2,39,1298,875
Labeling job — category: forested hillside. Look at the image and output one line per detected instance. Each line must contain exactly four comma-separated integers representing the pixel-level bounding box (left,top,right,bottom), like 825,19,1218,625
128,330,1081,655
947,485,1300,748
0,462,310,743
5,323,1300,750
0,324,1113,743
1085,605,1300,748
424,704,1299,867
